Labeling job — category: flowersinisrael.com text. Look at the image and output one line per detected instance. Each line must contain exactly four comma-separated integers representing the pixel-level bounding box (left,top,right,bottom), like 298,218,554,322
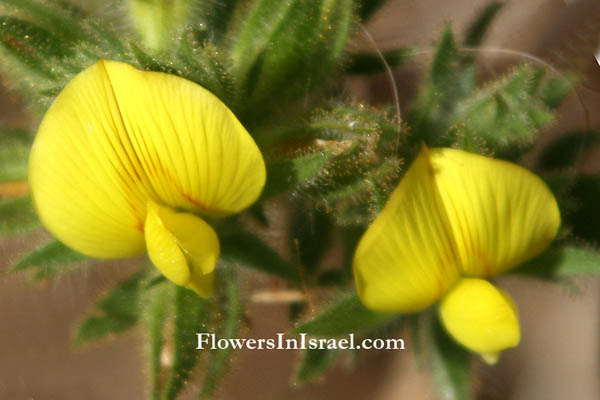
196,333,405,351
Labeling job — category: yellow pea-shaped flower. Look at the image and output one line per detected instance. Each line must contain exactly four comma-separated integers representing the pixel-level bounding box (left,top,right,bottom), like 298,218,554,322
353,147,560,362
29,60,266,296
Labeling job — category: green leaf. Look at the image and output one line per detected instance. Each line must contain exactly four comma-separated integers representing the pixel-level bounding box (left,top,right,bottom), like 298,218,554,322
429,315,470,400
567,175,600,244
0,196,39,234
0,0,88,43
407,25,469,145
129,0,194,53
196,0,239,42
143,283,170,400
449,66,555,158
294,347,337,385
11,239,87,280
162,286,211,400
261,151,332,199
464,1,504,47
200,272,242,399
357,0,386,21
539,131,600,171
0,127,31,182
75,269,147,345
513,246,600,279
292,294,395,336
290,206,333,272
220,229,300,283
230,0,353,117
540,75,573,109
345,48,414,75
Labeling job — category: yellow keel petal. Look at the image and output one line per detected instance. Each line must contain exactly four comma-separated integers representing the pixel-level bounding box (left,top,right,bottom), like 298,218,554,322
145,200,219,297
439,278,520,364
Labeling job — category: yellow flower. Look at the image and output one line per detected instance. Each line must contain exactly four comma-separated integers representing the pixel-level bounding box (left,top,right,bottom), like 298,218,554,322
29,60,266,297
353,147,560,363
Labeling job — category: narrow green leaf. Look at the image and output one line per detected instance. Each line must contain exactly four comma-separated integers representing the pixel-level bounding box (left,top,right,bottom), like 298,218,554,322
429,315,470,400
200,273,242,399
345,48,414,75
0,0,89,43
290,207,333,272
75,269,147,345
567,175,600,244
407,25,467,145
449,65,555,158
197,0,239,42
294,347,337,385
0,127,31,183
230,0,353,115
162,286,211,400
292,294,395,336
220,229,300,283
357,0,386,21
540,75,573,109
0,196,39,234
539,131,600,171
11,239,86,280
464,1,504,47
513,246,600,279
144,282,170,400
430,25,459,87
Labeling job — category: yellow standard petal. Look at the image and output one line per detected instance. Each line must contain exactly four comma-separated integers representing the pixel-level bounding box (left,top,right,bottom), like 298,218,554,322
29,59,265,263
430,148,560,276
145,200,218,297
353,149,461,313
439,278,520,364
353,147,560,313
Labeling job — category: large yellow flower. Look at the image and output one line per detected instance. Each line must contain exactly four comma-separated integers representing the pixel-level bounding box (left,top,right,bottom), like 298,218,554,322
353,147,560,363
29,60,266,296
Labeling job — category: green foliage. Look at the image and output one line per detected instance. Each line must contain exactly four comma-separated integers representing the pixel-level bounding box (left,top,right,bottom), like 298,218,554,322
513,246,600,280
220,228,300,282
566,176,600,244
292,293,395,336
199,271,242,399
162,286,211,400
0,196,39,234
0,1,590,398
11,239,87,280
539,131,599,170
428,315,470,400
290,207,333,272
144,283,170,400
345,48,414,75
464,1,504,47
406,26,468,146
75,269,148,345
229,0,353,122
0,127,32,183
449,66,557,159
356,0,386,21
294,347,337,385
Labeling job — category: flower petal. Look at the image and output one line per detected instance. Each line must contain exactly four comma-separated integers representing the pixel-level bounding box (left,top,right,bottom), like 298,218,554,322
29,60,150,258
353,147,559,313
145,200,218,297
439,278,520,364
102,60,266,217
430,148,560,276
30,59,265,259
353,149,461,312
